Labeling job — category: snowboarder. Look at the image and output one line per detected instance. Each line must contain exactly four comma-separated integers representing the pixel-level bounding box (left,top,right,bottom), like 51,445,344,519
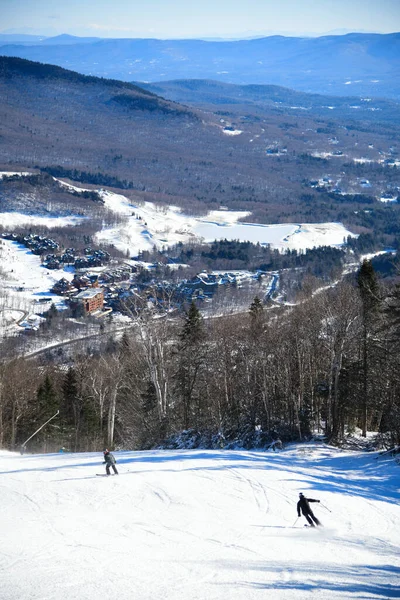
297,492,322,527
103,449,118,475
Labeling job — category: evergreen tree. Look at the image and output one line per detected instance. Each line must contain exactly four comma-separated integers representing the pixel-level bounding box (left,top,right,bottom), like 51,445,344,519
176,302,206,429
380,282,400,444
357,260,381,437
249,296,264,337
249,296,264,321
34,374,59,448
62,367,79,424
180,301,204,345
37,374,59,420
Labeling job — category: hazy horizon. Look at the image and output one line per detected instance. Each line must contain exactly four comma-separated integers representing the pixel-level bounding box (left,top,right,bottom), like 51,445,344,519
1,0,399,40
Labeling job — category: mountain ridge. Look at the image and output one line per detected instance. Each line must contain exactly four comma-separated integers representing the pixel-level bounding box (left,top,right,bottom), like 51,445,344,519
0,55,399,232
1,32,399,98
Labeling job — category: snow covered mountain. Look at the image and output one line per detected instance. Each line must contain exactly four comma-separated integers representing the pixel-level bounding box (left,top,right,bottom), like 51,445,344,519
3,443,400,600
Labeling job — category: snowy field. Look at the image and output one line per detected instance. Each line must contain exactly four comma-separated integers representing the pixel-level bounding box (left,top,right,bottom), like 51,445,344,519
2,443,399,600
96,189,355,256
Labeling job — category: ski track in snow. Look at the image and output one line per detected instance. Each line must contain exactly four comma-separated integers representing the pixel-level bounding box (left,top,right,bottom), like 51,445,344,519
2,444,400,600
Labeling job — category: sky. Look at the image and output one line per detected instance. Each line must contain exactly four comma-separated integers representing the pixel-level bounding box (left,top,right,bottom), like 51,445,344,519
3,443,400,599
1,0,400,39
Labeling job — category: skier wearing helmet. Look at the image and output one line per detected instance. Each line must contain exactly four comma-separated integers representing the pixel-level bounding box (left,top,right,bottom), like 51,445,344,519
103,449,118,475
297,492,322,527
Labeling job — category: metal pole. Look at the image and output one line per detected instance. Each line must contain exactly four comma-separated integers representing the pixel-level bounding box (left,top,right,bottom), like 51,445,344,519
20,410,59,454
320,502,332,513
292,517,299,527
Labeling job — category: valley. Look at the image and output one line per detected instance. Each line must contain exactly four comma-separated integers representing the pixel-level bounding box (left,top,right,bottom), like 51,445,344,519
0,40,399,455
0,54,399,355
0,57,399,229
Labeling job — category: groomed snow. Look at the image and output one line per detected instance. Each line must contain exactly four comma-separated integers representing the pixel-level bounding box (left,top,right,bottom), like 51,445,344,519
2,444,399,600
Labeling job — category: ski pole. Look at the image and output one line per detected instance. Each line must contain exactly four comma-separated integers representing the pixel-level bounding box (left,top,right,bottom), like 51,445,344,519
292,517,299,527
320,502,332,513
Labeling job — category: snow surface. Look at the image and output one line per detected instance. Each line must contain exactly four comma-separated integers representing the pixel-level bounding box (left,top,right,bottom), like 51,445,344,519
2,444,399,600
222,128,243,136
0,239,74,307
96,189,355,257
0,171,32,178
194,221,353,252
0,213,84,229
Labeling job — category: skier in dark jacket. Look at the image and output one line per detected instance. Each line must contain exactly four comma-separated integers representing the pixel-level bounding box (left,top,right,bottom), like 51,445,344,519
297,492,321,526
103,449,118,475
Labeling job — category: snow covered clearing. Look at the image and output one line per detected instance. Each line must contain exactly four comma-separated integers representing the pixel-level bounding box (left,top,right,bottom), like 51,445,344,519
0,238,74,305
379,196,398,204
96,189,355,256
194,221,354,252
222,128,243,136
2,444,399,600
0,171,32,179
0,212,84,229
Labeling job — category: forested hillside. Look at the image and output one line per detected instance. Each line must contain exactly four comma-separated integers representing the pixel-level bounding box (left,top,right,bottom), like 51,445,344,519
1,261,399,452
1,56,400,242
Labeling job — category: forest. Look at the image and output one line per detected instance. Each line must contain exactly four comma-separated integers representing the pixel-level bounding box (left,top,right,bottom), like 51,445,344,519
1,260,399,454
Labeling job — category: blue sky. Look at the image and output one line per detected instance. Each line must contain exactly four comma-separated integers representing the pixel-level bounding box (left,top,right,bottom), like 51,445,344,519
1,0,399,38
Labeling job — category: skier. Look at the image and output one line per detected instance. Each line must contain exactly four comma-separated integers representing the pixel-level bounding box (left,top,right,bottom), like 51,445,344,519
297,492,322,527
270,438,283,451
103,449,118,475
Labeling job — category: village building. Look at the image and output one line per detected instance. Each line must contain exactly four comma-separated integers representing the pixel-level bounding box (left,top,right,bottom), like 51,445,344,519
51,277,76,295
73,288,104,314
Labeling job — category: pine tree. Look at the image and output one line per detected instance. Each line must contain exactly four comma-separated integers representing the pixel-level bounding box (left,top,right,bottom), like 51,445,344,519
357,260,381,437
37,374,59,421
176,302,206,429
34,374,59,448
180,301,204,345
62,367,78,423
249,296,264,321
380,282,400,444
249,296,264,338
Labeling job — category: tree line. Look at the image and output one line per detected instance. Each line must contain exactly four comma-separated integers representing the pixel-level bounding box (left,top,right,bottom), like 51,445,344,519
0,261,399,453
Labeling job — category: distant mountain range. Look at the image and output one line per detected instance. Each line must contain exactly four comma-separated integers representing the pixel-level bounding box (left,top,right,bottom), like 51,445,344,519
138,79,400,124
0,32,399,99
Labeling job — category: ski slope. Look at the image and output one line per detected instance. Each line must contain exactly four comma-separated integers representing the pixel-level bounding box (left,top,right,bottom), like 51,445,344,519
2,444,399,600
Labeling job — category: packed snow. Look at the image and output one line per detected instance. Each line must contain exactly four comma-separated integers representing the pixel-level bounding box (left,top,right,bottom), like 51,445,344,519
2,443,399,600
